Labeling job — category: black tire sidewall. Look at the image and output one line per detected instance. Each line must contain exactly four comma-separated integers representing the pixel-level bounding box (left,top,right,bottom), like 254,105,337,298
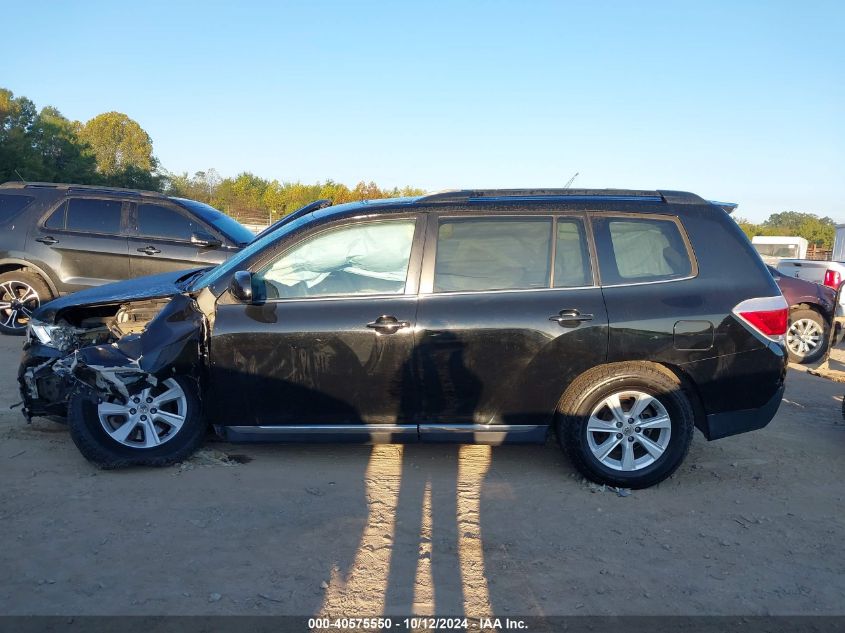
67,375,205,467
565,373,693,489
786,308,828,364
0,270,53,336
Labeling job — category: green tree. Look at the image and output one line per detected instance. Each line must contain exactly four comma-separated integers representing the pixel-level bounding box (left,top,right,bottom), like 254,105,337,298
762,211,835,248
0,88,40,181
733,217,759,241
78,111,157,180
30,106,98,182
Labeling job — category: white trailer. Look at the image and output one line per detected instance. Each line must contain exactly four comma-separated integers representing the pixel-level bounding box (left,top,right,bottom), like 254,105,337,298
751,235,809,265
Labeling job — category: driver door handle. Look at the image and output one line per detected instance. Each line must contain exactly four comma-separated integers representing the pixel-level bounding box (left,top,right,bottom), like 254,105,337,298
137,245,161,255
35,236,59,245
366,316,411,333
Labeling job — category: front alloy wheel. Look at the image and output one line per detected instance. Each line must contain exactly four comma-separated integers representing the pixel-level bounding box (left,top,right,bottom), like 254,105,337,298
98,379,188,449
68,375,206,468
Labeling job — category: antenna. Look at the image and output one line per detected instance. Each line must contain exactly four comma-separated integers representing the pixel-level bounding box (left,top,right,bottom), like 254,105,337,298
564,172,579,189
13,169,27,184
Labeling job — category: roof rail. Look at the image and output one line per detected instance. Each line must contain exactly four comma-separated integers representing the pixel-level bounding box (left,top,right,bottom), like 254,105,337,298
0,181,166,198
417,188,665,203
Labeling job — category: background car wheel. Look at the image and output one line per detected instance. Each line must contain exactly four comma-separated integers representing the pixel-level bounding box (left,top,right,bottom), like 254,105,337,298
67,375,205,468
0,270,53,336
785,308,828,364
556,363,695,489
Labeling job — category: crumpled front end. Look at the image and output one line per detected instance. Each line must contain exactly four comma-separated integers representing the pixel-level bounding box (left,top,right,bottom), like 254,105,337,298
19,293,210,422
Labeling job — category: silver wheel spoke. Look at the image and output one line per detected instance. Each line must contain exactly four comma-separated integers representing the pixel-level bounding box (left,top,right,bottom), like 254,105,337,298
99,402,129,416
0,301,10,310
2,310,17,327
604,393,626,424
597,436,622,461
587,415,617,434
638,414,671,430
153,387,181,407
620,440,635,470
112,420,139,442
142,420,161,447
154,410,185,430
629,393,655,419
637,433,666,459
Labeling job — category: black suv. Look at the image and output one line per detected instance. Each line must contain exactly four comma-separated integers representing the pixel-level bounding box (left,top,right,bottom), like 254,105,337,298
0,182,253,335
18,189,788,488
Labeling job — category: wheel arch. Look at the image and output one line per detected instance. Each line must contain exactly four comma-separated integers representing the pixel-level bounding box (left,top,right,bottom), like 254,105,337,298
556,360,708,436
0,258,60,297
791,302,830,324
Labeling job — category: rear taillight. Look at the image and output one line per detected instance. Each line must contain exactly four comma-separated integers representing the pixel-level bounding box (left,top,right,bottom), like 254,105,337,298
823,269,841,289
732,296,789,341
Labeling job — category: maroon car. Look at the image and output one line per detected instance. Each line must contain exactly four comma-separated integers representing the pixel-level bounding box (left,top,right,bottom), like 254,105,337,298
769,265,838,363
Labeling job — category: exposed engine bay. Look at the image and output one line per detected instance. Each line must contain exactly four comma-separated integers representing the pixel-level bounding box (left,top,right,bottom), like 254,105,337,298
19,292,210,422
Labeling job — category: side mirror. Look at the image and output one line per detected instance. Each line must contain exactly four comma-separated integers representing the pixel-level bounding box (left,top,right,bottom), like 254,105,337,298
191,231,222,248
230,270,254,303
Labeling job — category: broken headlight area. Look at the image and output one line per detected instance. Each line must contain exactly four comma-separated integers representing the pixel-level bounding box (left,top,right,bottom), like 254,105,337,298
19,294,207,422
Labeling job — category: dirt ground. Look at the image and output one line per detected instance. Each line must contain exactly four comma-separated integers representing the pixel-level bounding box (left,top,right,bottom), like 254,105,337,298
1,333,844,617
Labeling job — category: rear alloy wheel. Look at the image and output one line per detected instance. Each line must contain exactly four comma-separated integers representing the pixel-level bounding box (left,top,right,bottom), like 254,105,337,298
785,308,828,364
557,363,694,489
0,271,53,336
68,376,206,468
585,391,672,472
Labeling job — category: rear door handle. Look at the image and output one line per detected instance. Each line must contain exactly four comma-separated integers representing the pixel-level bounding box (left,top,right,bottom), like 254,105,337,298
137,246,161,255
366,315,411,333
549,309,594,326
35,236,59,245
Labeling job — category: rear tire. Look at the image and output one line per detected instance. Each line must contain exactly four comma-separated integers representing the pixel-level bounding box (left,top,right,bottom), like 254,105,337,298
0,270,53,336
785,308,828,364
67,375,205,468
556,363,694,489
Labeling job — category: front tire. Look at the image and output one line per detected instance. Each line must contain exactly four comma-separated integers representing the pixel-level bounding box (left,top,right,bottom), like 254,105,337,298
556,363,694,489
0,270,53,336
67,376,205,468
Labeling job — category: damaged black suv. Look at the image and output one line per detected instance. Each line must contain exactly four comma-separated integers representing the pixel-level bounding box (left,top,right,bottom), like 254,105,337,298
19,189,788,488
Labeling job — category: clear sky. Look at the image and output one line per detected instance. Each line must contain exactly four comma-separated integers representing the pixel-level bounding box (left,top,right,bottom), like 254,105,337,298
2,0,843,222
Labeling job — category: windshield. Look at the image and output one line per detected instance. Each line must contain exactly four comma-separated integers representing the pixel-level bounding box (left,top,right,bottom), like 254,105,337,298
190,211,318,291
174,198,255,246
754,243,800,258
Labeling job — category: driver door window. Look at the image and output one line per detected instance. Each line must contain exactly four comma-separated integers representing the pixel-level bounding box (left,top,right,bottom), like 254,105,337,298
257,219,417,299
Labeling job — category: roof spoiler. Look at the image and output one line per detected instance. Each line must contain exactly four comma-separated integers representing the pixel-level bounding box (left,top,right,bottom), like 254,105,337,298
708,200,739,214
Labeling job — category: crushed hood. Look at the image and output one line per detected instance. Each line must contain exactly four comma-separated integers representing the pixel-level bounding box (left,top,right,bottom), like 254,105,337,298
34,268,206,323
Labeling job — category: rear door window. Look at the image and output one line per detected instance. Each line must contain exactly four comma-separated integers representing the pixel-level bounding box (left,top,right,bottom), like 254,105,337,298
64,198,123,234
136,203,197,241
593,215,693,285
434,217,552,292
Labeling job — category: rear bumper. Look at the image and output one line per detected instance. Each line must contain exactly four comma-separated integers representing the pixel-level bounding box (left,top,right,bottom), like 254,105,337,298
699,382,785,441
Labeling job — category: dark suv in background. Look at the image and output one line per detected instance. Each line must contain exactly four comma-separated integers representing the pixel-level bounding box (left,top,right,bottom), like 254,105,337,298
0,182,253,335
19,189,788,488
